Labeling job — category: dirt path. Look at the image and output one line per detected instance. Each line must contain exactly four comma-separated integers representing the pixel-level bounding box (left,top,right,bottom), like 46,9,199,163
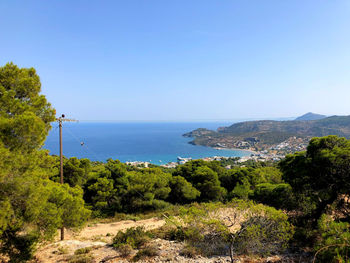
73,218,165,241
35,217,165,262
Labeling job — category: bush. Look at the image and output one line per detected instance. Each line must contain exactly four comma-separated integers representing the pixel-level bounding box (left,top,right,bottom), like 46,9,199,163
132,244,158,261
68,254,94,263
54,246,69,255
180,244,200,258
118,244,133,258
149,225,181,240
313,215,350,262
231,214,293,255
112,226,150,249
74,247,92,255
166,200,294,258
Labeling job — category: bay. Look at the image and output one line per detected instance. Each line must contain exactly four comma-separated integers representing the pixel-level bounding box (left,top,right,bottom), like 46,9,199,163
43,122,250,165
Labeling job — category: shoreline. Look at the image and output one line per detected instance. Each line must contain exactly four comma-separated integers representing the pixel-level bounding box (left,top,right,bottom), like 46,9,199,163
212,146,257,155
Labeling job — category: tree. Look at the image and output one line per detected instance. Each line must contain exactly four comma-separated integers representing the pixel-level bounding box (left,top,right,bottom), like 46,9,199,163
279,135,350,222
192,166,227,201
0,168,90,262
252,183,293,209
167,176,200,204
123,168,171,212
63,157,91,187
174,160,227,201
0,63,55,152
0,63,90,261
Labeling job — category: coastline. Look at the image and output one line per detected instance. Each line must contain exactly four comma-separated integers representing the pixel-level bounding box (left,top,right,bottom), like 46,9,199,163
213,146,257,155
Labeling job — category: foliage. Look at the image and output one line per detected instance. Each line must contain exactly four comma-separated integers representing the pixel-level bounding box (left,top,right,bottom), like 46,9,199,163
0,175,90,261
132,244,159,262
55,246,69,255
313,215,350,263
118,244,133,258
0,63,90,262
231,213,294,256
112,227,150,249
280,135,350,222
74,247,93,255
180,244,201,258
82,156,290,217
0,63,55,152
174,160,226,201
220,166,282,194
67,254,94,263
0,229,39,263
123,168,172,212
230,181,251,200
165,201,293,258
167,175,200,204
251,183,294,209
63,158,91,187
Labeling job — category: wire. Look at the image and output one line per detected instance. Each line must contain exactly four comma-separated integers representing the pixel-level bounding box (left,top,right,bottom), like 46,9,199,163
63,123,150,203
61,122,178,227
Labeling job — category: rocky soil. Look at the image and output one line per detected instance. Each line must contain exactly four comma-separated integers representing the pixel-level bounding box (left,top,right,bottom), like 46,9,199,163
34,218,311,263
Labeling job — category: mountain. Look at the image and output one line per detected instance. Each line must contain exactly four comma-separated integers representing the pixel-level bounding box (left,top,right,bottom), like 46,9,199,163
184,115,350,152
295,112,327,121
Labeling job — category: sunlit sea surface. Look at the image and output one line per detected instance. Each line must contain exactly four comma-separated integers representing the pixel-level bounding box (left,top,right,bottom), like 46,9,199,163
44,122,250,165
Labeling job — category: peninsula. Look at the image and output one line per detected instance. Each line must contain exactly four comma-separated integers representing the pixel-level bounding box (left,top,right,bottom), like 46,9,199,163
184,113,350,155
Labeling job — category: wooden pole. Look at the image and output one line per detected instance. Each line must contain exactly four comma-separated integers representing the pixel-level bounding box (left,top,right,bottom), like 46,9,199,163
56,114,77,241
59,118,64,240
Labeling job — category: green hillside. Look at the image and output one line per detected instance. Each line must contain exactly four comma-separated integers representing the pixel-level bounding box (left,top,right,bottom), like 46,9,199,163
184,115,350,150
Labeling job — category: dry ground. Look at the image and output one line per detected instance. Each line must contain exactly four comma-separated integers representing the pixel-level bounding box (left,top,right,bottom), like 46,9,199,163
35,218,165,263
34,215,310,263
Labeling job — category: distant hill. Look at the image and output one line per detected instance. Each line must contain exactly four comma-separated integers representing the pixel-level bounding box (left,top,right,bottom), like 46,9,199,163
295,112,327,121
184,115,350,151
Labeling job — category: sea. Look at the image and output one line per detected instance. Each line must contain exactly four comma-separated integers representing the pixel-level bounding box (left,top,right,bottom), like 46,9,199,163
43,122,251,165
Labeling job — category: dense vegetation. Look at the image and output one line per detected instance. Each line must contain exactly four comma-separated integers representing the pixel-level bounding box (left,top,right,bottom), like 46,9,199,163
1,63,350,262
0,63,90,262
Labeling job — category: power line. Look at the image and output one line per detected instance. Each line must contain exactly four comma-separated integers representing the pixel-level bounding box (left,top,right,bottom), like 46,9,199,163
61,121,179,228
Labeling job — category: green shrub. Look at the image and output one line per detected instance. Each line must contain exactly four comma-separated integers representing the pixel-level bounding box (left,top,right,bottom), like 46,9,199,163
180,244,200,258
112,226,150,249
167,200,294,257
55,246,69,255
149,225,181,240
313,215,350,262
182,226,204,243
132,244,158,261
118,244,133,258
229,202,294,256
74,247,92,255
68,254,94,263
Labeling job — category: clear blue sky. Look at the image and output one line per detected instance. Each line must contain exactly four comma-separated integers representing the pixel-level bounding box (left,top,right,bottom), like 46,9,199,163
1,1,350,121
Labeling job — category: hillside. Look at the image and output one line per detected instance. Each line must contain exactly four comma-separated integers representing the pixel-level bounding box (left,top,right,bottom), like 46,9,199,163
184,115,350,151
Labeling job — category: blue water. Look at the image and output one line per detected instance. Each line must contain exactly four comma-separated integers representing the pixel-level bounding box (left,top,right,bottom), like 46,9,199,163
43,122,250,165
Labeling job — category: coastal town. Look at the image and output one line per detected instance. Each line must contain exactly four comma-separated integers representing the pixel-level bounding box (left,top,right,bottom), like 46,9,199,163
125,136,310,169
126,137,310,169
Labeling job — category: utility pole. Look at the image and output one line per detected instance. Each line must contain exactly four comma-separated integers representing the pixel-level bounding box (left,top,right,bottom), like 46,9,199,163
56,114,78,241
